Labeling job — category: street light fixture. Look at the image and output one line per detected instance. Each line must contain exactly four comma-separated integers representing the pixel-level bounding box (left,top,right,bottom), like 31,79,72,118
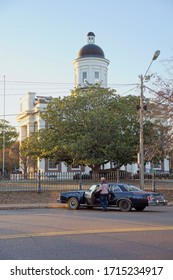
139,50,160,190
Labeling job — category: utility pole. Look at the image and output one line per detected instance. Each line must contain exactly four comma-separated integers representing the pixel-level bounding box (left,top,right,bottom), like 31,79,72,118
2,75,5,176
138,51,160,190
139,74,144,189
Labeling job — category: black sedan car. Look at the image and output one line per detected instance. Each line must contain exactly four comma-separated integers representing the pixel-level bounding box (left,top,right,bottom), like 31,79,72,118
57,183,167,212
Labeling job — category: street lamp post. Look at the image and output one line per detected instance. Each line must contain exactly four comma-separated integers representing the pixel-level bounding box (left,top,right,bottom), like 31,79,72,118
139,50,160,190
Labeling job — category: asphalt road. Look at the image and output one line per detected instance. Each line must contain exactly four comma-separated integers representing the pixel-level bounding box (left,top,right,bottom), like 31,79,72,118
0,206,173,260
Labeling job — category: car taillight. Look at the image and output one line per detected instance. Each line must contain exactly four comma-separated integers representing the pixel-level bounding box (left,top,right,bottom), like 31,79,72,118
147,195,154,201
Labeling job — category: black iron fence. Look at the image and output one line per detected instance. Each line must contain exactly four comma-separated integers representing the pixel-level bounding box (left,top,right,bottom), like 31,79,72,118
0,171,173,192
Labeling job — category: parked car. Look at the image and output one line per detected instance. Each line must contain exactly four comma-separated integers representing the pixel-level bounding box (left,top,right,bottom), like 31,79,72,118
57,183,168,212
11,170,22,174
73,173,92,180
45,172,57,178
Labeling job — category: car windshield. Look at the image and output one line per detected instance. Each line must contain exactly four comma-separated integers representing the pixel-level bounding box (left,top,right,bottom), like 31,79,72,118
109,185,122,192
124,185,142,192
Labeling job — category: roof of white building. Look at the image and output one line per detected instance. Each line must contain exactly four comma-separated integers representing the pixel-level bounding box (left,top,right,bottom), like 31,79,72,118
77,31,105,59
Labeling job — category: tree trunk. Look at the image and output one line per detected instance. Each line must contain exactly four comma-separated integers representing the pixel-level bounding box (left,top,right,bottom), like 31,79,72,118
89,164,101,182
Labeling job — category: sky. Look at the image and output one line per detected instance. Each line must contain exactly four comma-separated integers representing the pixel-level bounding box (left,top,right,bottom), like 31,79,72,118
0,0,172,130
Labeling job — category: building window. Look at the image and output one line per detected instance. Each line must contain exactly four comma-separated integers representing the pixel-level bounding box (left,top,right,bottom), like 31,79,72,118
48,158,57,169
71,164,80,169
95,72,99,83
153,163,161,170
34,121,38,132
67,164,85,172
95,72,99,79
82,72,87,82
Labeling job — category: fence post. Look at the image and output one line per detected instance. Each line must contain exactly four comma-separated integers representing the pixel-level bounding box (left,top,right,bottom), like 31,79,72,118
117,169,120,183
152,173,156,192
79,174,82,190
38,170,42,193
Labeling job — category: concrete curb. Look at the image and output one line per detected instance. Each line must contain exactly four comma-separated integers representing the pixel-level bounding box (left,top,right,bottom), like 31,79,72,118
0,203,67,210
0,202,172,210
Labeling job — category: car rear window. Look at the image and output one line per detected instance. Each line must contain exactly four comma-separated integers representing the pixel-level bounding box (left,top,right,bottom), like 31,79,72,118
111,185,122,192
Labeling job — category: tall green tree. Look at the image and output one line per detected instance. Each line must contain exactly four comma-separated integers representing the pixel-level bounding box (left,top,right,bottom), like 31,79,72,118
22,85,171,173
39,85,140,172
144,108,173,165
146,74,173,167
0,120,18,149
20,135,41,176
0,120,18,171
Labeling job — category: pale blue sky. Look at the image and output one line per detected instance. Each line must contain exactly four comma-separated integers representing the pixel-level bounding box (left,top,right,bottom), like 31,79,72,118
0,0,172,129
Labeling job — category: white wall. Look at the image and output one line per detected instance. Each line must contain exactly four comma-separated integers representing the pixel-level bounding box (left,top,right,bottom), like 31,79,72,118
73,57,109,88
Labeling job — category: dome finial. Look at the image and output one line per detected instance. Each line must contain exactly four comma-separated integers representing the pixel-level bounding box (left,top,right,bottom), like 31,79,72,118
87,32,95,44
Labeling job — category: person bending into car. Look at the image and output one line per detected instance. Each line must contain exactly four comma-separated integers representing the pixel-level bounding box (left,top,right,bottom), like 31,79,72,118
96,177,109,211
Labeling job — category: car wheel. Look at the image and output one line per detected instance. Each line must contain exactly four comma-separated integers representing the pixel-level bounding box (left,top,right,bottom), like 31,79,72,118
119,199,132,212
134,206,145,211
68,197,79,210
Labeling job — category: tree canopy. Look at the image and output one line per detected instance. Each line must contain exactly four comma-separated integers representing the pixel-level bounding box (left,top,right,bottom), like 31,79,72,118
0,120,18,172
22,86,140,171
0,120,18,150
20,85,172,172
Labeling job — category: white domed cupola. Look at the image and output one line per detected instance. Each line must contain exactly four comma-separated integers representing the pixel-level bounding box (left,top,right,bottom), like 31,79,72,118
73,32,110,88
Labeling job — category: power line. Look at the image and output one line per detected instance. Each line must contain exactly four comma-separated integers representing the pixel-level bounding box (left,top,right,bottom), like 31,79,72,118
0,80,75,85
120,85,139,96
0,79,138,87
0,92,71,96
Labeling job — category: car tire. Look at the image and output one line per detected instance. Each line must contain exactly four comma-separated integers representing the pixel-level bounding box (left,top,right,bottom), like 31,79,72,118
119,199,132,212
134,206,145,211
68,197,79,210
